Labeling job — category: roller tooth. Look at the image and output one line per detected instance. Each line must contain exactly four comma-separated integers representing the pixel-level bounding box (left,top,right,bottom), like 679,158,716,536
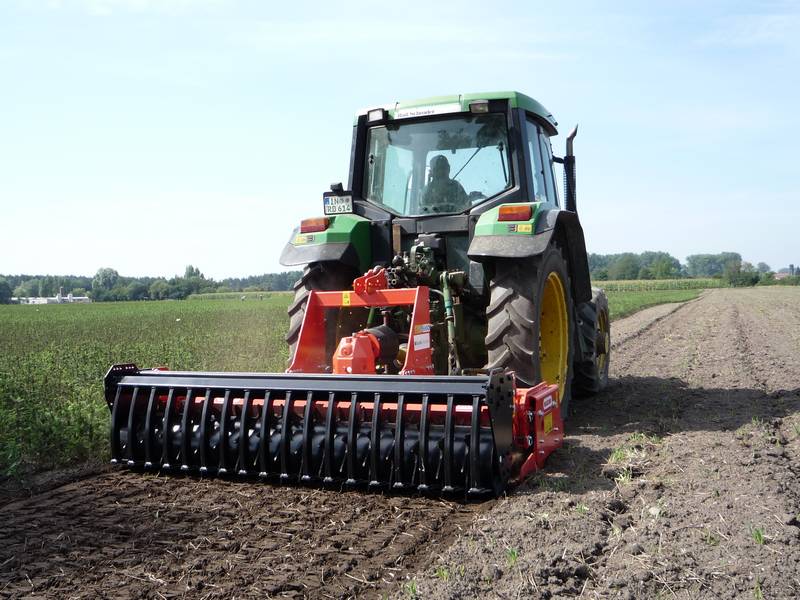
109,386,124,464
125,386,140,466
279,391,294,480
322,391,336,482
217,390,233,475
300,390,314,482
179,389,194,471
392,393,406,489
368,393,382,487
198,388,212,474
345,392,358,486
160,389,176,469
418,394,430,491
237,390,252,476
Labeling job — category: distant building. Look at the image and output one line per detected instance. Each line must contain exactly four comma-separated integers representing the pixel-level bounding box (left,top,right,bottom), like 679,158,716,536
13,292,91,305
774,272,792,281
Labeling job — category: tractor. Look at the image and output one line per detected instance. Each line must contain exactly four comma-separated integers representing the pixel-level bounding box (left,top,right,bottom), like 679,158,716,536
105,91,610,497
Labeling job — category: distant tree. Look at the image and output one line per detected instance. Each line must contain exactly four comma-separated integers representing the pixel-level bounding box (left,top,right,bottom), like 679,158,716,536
608,254,641,280
687,252,742,278
15,279,39,298
593,268,608,281
637,266,653,280
724,258,758,287
92,268,120,292
756,262,771,274
126,282,149,301
650,255,680,278
71,287,87,296
759,272,775,284
184,265,204,279
0,278,11,304
149,280,170,300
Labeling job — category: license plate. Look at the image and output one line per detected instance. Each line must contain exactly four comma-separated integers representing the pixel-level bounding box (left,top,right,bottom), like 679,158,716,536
323,195,353,215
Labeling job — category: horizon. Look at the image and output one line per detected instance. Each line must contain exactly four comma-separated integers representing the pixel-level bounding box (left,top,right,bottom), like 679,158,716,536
1,248,793,282
1,1,798,278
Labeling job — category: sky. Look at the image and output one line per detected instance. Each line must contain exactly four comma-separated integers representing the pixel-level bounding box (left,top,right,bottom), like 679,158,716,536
0,0,798,279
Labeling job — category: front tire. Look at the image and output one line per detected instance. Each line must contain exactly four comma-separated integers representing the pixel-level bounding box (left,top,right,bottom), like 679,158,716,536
485,244,575,417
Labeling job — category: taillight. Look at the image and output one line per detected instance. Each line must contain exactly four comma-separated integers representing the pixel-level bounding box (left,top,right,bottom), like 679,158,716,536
300,217,330,233
497,204,532,221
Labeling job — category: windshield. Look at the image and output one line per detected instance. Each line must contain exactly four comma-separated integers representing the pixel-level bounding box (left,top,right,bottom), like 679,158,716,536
363,113,512,216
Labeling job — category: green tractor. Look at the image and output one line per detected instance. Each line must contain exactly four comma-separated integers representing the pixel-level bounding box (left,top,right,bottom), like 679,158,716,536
280,91,610,415
105,91,610,497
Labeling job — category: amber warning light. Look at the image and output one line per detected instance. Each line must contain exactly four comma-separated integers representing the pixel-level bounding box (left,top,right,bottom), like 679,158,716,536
300,217,330,233
498,205,532,222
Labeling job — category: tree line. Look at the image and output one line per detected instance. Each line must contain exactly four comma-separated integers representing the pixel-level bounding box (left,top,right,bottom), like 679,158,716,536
589,251,795,286
0,266,303,303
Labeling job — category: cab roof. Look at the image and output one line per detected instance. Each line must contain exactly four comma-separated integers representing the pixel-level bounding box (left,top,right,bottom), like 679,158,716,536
357,91,558,135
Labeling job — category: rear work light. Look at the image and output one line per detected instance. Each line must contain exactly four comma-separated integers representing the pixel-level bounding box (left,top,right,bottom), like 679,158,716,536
300,217,330,233
498,205,532,222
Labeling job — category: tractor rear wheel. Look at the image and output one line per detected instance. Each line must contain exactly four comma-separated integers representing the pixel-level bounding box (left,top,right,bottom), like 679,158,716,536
286,262,359,364
486,244,575,417
572,287,610,396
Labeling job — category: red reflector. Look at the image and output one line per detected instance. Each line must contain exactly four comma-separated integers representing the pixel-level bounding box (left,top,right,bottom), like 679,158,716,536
498,205,532,221
300,217,330,233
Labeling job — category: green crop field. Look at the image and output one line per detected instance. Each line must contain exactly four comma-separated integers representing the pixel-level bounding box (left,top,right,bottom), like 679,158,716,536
598,278,725,291
606,289,701,320
0,298,291,478
0,287,702,478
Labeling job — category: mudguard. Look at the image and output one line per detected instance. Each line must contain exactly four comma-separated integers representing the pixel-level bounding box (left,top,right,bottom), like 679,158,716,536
468,208,592,304
279,214,371,272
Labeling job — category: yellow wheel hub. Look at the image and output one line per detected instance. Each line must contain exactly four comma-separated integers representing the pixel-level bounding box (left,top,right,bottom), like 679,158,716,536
539,272,569,396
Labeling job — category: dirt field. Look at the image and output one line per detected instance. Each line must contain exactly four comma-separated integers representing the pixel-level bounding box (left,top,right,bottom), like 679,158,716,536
2,287,799,599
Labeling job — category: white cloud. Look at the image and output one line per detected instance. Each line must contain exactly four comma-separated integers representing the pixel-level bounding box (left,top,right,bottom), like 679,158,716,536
700,13,800,48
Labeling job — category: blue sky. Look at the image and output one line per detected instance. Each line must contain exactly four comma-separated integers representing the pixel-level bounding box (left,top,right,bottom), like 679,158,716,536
1,0,798,278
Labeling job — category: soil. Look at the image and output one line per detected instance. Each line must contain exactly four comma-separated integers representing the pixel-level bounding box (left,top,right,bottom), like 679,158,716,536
2,288,800,599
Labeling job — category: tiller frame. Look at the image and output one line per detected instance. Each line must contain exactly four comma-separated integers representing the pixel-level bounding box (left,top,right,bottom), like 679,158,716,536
104,271,564,498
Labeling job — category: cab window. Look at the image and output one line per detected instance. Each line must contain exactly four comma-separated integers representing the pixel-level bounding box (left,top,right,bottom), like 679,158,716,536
538,133,560,206
525,120,547,203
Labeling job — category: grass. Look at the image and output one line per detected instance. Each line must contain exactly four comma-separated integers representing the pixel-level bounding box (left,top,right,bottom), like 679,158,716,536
606,289,701,320
1,284,701,478
750,526,766,545
0,298,290,477
506,547,519,567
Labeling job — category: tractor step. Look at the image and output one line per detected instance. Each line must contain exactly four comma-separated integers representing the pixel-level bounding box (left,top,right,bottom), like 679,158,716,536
104,365,524,497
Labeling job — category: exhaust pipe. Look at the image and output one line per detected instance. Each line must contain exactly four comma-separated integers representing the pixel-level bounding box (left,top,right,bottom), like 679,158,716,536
564,125,578,213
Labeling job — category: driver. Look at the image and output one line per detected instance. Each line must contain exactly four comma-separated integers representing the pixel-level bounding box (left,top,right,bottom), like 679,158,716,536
420,155,469,213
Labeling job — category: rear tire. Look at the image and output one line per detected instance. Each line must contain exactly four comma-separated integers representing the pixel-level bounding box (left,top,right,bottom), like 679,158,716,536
485,244,575,417
286,263,358,364
572,287,611,397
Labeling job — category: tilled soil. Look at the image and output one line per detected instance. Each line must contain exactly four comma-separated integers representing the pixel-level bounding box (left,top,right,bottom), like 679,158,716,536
3,288,800,599
410,287,800,599
0,471,487,598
